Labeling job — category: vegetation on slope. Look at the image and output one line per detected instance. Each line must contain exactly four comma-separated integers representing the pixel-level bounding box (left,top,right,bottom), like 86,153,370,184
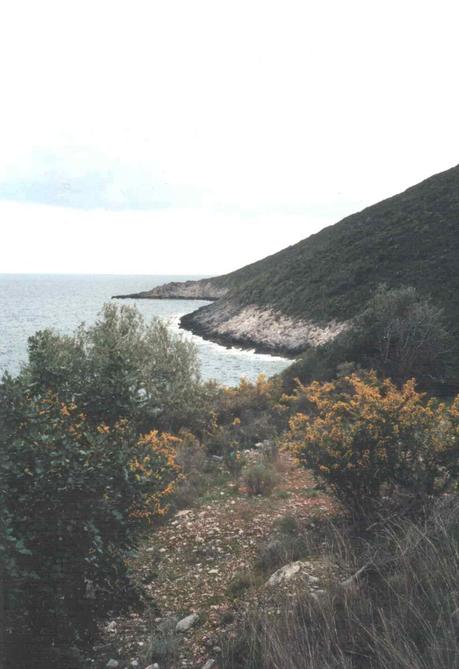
283,284,457,394
225,163,459,329
124,164,459,337
3,288,459,669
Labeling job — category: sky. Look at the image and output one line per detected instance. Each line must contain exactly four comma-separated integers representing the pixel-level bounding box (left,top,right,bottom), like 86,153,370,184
1,0,458,275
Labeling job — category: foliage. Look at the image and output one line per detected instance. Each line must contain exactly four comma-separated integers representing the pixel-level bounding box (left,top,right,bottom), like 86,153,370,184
0,389,180,668
255,515,306,573
243,461,279,496
286,372,459,517
22,302,215,433
205,375,285,462
283,285,455,394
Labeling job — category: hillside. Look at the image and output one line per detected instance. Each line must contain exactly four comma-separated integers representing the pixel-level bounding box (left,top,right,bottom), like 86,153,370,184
116,164,459,355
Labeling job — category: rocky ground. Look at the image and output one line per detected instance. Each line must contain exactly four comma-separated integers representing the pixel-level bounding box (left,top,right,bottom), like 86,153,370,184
91,453,338,669
181,300,347,356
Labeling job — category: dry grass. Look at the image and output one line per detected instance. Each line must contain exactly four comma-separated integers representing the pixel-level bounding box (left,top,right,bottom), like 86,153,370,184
221,497,459,669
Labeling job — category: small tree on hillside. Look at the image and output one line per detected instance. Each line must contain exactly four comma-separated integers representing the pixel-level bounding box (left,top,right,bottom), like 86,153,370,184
354,285,452,385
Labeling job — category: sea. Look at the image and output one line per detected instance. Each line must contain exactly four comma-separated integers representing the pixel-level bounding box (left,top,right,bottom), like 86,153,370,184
0,274,291,386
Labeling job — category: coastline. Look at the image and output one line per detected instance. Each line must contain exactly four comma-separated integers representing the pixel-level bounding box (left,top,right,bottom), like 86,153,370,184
179,310,300,359
113,281,347,359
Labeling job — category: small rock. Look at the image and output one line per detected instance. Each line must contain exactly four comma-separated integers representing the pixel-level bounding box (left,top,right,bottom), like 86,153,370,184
202,660,216,669
106,661,119,669
176,613,199,632
267,561,308,586
176,509,192,517
106,620,117,632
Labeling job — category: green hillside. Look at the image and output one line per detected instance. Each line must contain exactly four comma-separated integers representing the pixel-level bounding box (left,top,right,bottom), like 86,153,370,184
223,164,459,332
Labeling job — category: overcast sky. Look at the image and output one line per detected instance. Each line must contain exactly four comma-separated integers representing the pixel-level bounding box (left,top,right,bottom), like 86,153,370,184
1,0,458,274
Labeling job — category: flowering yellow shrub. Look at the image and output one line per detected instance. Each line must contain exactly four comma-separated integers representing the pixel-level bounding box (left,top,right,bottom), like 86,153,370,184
207,374,286,457
285,373,459,516
129,430,181,519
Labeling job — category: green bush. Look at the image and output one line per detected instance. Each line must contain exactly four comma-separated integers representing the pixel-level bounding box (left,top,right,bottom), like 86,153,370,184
243,462,279,496
283,285,455,395
0,388,180,668
23,303,215,433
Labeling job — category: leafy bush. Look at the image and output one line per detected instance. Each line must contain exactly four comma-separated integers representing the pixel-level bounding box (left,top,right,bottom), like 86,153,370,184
286,372,459,518
0,389,181,668
243,461,279,496
283,285,455,395
23,303,215,433
208,375,286,452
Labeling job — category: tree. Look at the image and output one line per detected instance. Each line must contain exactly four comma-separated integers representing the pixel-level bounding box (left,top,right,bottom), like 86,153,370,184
23,303,212,432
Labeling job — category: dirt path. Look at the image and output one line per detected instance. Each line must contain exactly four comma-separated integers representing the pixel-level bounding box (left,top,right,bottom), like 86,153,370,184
94,454,334,669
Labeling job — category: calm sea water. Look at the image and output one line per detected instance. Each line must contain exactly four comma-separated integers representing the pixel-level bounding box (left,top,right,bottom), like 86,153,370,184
0,274,290,386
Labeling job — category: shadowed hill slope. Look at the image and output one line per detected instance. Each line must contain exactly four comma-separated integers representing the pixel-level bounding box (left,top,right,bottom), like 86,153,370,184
115,164,459,354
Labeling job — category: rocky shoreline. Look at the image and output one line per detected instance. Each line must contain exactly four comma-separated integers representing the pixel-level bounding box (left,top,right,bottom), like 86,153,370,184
112,279,227,301
113,279,347,357
179,310,299,358
180,300,347,357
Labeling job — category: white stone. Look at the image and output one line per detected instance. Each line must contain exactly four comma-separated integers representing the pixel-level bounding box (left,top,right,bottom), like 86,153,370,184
176,509,192,517
176,613,199,632
202,660,216,669
267,561,308,586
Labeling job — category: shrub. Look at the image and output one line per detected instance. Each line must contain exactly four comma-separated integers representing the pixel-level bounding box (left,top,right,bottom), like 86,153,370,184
282,285,455,395
0,390,181,667
256,516,306,573
243,462,279,496
227,571,255,598
286,372,459,518
22,303,214,433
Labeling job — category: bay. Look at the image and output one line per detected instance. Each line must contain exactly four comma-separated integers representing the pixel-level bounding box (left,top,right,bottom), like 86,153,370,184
0,274,290,386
